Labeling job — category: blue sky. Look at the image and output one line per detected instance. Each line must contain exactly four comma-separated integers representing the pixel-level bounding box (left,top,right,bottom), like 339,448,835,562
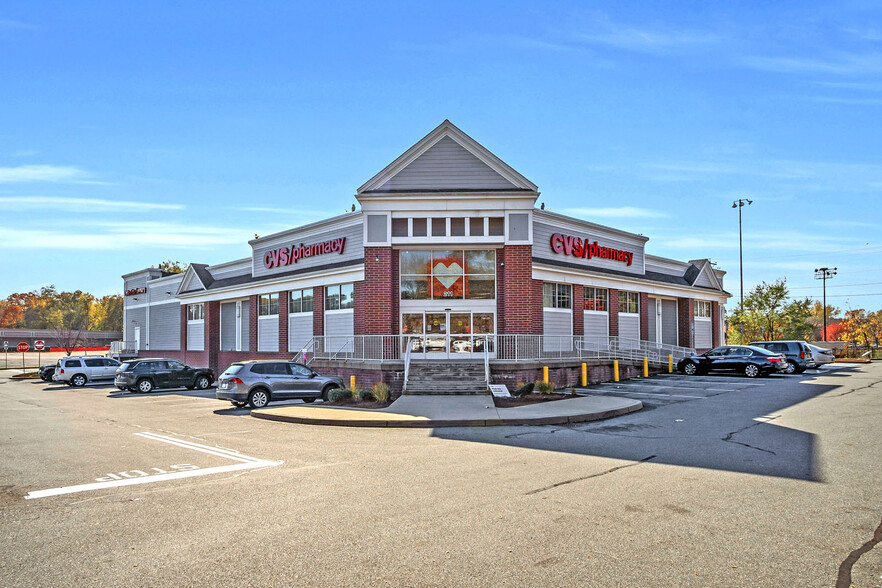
1,2,881,314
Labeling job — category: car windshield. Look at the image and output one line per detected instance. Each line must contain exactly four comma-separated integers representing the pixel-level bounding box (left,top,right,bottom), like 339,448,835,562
221,365,243,376
119,363,130,371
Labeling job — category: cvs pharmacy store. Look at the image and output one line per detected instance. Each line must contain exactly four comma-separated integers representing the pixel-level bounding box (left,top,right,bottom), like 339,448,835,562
122,121,730,394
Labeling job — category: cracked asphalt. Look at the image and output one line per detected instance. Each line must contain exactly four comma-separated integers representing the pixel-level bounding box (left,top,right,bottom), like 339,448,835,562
1,363,880,587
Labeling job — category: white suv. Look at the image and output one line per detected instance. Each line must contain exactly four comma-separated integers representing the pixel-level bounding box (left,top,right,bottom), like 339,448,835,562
52,356,121,387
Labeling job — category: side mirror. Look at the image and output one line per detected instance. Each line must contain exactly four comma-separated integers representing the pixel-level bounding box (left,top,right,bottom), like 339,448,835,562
309,372,318,378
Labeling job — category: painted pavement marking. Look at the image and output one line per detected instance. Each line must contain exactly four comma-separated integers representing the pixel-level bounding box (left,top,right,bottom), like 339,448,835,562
25,432,281,500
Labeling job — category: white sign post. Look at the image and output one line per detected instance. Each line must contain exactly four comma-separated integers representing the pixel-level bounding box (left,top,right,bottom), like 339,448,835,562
34,340,45,365
489,384,511,398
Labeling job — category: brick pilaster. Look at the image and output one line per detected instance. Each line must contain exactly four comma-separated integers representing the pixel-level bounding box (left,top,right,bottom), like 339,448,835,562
360,247,395,334
205,300,220,373
278,291,289,353
573,284,584,336
608,288,619,336
639,292,649,341
249,295,258,353
180,304,188,350
499,245,541,334
313,287,324,335
677,297,693,348
712,302,721,346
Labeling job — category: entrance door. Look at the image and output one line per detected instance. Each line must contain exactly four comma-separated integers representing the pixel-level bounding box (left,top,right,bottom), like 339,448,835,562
402,311,495,359
134,327,141,351
425,313,448,355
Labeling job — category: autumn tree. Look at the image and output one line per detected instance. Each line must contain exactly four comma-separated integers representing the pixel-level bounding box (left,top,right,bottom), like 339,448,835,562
157,260,187,274
727,278,814,344
90,295,123,332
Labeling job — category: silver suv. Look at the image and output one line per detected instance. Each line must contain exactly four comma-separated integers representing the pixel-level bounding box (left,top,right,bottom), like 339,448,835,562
52,356,121,386
216,360,345,408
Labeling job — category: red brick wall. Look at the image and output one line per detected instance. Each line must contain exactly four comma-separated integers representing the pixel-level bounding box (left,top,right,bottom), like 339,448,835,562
499,245,542,334
358,247,396,334
278,290,289,353
639,292,649,341
205,300,220,371
608,288,619,336
313,286,324,336
678,297,693,348
180,305,188,350
712,301,721,346
249,295,258,352
573,284,584,336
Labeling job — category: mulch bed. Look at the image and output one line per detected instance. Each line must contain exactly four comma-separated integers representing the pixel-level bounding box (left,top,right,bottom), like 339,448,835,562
493,393,577,408
325,399,392,409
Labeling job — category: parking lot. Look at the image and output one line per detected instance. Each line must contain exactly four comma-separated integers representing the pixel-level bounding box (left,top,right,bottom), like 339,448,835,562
1,364,880,587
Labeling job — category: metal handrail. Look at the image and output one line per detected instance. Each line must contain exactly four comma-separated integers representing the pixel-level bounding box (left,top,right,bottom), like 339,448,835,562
403,336,414,391
483,335,490,386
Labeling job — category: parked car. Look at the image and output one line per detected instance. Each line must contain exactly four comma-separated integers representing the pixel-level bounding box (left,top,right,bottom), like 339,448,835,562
678,345,788,378
39,364,56,382
807,344,835,367
748,340,815,374
216,360,345,409
114,358,214,393
52,356,122,386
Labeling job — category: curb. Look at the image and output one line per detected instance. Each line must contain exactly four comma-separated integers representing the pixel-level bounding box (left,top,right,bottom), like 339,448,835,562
250,402,642,428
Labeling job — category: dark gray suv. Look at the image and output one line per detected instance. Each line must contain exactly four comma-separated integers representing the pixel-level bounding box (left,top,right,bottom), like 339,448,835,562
748,340,815,374
216,360,345,408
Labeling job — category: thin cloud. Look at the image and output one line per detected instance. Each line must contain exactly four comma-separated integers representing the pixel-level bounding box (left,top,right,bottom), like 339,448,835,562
740,52,882,76
564,206,669,219
0,165,92,184
0,18,35,31
0,196,184,211
576,27,720,54
0,222,252,250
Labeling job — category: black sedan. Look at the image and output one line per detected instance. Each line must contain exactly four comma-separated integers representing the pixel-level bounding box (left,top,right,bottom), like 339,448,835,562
678,345,788,378
38,364,56,382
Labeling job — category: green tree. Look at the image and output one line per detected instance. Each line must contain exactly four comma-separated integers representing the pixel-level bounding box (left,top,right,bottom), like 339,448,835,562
157,260,187,274
727,279,814,343
90,295,123,332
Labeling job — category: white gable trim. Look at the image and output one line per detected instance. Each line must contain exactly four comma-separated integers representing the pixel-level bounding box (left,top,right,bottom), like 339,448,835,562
696,261,722,290
177,266,206,294
357,120,538,194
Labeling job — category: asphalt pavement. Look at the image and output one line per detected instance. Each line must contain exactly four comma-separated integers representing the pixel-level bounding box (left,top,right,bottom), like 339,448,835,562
0,364,879,587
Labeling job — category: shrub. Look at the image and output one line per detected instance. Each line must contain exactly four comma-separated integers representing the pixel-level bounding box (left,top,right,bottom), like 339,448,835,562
513,382,534,397
534,380,555,395
569,387,577,396
358,387,375,401
328,388,353,403
371,382,391,403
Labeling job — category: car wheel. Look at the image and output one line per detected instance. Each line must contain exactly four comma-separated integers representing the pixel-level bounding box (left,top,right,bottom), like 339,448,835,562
784,361,796,374
71,374,87,387
744,364,760,378
248,388,270,409
195,375,211,390
683,363,697,376
302,397,316,404
136,379,154,393
795,366,806,374
231,401,246,408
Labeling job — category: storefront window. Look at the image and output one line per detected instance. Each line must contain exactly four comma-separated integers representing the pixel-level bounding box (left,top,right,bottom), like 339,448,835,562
450,217,465,236
401,314,424,335
391,218,408,237
400,249,496,300
431,218,447,237
695,300,712,318
583,287,608,312
187,303,204,321
543,283,572,309
412,218,427,237
488,217,504,236
469,218,484,236
258,294,279,316
326,284,354,310
289,289,313,314
618,291,639,314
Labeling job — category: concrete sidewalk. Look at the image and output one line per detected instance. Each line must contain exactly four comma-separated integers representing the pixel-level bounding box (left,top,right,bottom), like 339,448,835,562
250,393,642,428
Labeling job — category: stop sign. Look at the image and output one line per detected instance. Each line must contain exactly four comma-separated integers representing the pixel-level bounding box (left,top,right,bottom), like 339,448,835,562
17,342,29,353
34,340,45,351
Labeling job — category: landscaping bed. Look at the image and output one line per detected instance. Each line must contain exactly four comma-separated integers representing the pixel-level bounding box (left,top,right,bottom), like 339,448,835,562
493,392,577,408
325,398,393,410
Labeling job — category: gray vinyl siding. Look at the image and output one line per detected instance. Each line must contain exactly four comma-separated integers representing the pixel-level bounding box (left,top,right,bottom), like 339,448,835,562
366,215,387,243
583,312,609,338
288,314,313,353
618,314,640,340
542,309,573,352
694,268,714,288
662,300,678,346
146,278,183,304
532,221,645,276
324,310,354,353
126,307,146,344
647,298,658,343
252,223,363,279
187,321,204,351
240,301,250,352
149,303,180,351
695,319,712,349
377,136,517,192
123,276,148,311
220,302,237,351
257,316,279,352
508,213,530,240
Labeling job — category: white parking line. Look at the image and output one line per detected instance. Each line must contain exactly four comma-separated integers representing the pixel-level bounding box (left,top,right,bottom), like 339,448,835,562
605,391,705,399
25,432,281,500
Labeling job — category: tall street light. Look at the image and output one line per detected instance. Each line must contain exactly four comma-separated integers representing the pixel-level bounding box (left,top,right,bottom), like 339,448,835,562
733,198,752,340
814,267,837,341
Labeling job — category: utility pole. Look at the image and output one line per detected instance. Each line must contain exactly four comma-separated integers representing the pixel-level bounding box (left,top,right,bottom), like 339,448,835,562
733,198,752,341
814,267,837,341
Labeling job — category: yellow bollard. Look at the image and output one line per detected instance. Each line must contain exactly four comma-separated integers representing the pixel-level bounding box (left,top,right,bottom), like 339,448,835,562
643,357,649,378
668,354,673,374
349,375,356,390
542,365,549,384
613,360,619,382
581,363,587,387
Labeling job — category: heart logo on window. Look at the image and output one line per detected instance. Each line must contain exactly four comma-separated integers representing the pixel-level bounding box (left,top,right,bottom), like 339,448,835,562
433,262,462,289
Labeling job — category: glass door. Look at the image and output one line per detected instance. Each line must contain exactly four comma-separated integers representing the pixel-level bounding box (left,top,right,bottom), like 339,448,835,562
401,311,495,358
425,313,448,355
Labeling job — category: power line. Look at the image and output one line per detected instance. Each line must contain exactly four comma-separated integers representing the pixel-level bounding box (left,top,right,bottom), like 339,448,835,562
805,293,882,298
790,281,882,290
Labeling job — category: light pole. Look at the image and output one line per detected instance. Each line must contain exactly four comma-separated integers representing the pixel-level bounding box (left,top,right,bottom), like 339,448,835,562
814,267,837,341
732,198,752,340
